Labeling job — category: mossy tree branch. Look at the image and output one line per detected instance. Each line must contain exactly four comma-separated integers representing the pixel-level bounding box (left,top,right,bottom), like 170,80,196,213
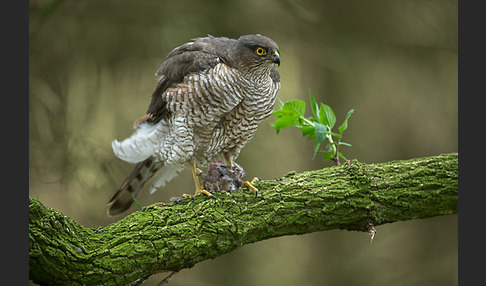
29,153,458,286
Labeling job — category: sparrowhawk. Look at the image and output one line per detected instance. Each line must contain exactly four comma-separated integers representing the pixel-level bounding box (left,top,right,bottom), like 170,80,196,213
107,34,281,216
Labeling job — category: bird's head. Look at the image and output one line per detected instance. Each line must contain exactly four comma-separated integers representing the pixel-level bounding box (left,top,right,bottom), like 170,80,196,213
236,34,280,72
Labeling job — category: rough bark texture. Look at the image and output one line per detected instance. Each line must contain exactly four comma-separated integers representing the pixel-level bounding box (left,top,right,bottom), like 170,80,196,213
29,153,458,286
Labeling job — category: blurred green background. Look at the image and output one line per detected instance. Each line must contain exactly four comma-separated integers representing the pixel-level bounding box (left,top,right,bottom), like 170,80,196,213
29,0,457,285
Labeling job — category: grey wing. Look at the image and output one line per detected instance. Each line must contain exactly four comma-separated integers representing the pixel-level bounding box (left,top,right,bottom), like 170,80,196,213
145,36,238,124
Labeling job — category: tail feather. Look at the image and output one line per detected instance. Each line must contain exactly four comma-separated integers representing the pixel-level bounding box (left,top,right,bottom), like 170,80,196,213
107,158,184,216
111,122,162,164
149,164,184,194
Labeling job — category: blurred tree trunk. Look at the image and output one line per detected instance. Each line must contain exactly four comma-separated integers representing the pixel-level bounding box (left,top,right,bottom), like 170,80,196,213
29,153,457,286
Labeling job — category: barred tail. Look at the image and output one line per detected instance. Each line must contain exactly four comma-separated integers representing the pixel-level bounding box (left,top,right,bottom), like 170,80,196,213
107,158,184,216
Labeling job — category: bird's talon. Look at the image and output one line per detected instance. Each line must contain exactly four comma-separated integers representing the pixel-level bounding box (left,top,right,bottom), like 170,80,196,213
182,193,194,198
182,190,218,199
242,180,259,198
197,189,218,199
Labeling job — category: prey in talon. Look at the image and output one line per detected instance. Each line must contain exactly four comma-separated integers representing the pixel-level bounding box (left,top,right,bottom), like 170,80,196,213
200,161,260,197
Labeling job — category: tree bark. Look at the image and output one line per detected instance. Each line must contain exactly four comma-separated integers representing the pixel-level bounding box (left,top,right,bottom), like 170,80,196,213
29,153,458,286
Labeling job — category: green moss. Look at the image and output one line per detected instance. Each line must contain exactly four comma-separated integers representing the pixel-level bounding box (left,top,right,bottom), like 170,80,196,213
30,154,458,285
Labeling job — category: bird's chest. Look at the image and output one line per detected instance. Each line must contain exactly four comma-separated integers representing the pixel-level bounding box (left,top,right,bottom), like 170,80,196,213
191,75,278,159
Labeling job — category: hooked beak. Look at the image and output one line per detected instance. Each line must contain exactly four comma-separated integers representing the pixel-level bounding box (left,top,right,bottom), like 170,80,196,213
272,51,280,66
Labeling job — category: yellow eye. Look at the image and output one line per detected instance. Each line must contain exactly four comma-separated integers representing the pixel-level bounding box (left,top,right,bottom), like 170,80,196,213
255,47,267,56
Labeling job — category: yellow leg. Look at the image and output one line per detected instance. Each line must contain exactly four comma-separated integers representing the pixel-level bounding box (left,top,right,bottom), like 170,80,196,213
225,156,234,167
183,162,217,199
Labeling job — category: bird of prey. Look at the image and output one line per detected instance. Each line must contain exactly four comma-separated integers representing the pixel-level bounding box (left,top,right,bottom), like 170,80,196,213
107,34,281,216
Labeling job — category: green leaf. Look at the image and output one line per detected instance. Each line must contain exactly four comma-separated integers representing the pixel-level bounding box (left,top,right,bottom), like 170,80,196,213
272,100,305,118
337,152,347,160
271,100,307,133
338,109,354,134
272,96,354,163
271,109,287,117
338,141,352,147
319,103,336,128
323,150,335,161
285,100,306,117
301,125,315,138
272,115,300,133
310,91,319,121
313,123,327,158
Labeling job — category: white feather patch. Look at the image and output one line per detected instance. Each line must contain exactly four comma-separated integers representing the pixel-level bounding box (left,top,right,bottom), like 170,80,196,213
149,164,185,194
112,123,159,163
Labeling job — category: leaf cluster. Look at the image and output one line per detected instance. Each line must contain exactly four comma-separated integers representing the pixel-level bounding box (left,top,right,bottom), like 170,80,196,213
272,91,354,164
